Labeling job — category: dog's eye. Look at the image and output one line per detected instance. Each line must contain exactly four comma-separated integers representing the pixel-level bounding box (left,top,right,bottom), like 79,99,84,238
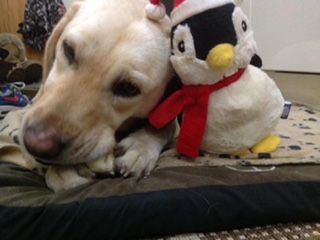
112,80,141,97
63,41,75,64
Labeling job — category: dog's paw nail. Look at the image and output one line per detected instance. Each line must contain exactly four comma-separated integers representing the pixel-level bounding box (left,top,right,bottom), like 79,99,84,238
120,169,126,175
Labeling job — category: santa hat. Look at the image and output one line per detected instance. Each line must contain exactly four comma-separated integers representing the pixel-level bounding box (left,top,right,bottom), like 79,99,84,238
171,0,235,26
145,0,166,21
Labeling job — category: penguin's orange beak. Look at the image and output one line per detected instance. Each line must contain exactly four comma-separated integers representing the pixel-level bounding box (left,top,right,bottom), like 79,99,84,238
206,43,235,71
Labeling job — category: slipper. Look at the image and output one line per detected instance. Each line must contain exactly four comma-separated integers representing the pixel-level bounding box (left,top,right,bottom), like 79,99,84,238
0,60,26,83
23,61,42,84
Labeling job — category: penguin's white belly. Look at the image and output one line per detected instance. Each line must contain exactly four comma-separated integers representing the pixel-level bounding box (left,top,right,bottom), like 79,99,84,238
202,65,284,153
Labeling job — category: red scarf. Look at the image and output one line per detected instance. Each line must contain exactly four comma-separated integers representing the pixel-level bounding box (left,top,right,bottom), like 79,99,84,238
149,68,246,158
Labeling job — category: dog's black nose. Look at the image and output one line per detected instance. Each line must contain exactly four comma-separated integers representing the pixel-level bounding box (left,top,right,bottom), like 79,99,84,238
23,123,64,160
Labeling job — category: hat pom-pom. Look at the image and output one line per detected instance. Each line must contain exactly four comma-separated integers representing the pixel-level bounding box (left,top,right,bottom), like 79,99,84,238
145,2,166,21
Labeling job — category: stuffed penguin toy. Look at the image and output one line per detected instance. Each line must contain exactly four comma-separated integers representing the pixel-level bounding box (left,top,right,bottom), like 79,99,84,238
148,0,285,158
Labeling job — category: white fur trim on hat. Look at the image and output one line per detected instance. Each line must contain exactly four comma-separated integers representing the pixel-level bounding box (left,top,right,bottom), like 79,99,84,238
171,0,235,26
145,2,166,21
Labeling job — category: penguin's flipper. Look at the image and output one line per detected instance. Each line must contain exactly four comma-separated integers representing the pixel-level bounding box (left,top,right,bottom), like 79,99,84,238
251,135,281,153
250,54,263,68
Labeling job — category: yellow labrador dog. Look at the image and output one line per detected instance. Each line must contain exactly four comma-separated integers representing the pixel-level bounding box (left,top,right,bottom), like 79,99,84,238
19,0,175,191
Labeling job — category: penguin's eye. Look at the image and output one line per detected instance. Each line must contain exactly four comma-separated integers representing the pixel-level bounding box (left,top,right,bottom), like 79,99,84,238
172,24,196,57
241,20,247,32
178,41,185,53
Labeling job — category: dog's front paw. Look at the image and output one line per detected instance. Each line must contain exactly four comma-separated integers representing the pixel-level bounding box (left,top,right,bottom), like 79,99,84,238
46,165,95,192
115,135,162,178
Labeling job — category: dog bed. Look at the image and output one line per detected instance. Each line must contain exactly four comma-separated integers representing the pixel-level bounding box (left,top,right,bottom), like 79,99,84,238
0,103,320,240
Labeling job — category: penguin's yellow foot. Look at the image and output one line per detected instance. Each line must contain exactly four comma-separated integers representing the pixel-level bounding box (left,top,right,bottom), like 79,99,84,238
251,135,281,153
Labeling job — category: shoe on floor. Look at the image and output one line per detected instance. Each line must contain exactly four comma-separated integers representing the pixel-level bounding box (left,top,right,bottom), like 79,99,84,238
0,82,30,118
24,61,42,84
0,60,26,83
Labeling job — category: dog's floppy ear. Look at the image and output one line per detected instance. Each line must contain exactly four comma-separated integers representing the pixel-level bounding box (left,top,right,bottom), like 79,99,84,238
32,2,82,102
43,2,82,79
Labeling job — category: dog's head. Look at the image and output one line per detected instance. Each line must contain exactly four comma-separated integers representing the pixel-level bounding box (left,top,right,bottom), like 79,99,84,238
20,0,172,165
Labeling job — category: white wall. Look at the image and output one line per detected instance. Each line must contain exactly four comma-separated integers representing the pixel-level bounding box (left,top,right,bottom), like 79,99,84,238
239,0,320,74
